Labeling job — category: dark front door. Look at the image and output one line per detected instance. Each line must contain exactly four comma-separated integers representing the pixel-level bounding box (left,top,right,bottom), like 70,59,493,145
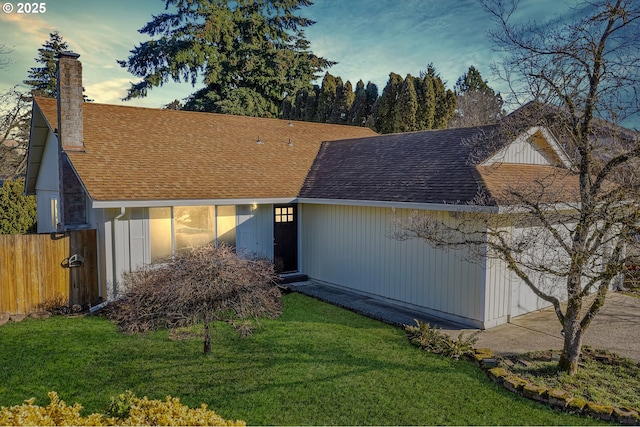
273,204,298,273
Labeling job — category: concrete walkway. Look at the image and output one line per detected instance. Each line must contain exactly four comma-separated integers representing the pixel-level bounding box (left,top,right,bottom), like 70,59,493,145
289,281,640,362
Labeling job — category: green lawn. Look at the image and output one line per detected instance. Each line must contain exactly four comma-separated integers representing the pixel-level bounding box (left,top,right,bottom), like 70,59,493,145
0,293,602,425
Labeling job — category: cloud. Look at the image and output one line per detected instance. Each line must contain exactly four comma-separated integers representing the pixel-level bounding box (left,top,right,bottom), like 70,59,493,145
84,77,132,104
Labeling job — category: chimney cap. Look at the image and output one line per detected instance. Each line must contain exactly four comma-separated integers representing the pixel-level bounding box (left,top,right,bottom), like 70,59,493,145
58,51,80,59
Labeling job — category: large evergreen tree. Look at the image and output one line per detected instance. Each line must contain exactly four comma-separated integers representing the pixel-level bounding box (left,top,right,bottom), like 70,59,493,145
449,66,504,128
350,80,369,126
24,31,68,97
374,72,403,133
24,31,91,101
119,0,333,118
394,75,418,132
315,73,337,122
423,65,456,129
329,79,354,124
374,67,454,134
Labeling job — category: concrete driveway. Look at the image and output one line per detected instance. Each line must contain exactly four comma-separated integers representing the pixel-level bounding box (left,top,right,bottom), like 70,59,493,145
471,292,640,362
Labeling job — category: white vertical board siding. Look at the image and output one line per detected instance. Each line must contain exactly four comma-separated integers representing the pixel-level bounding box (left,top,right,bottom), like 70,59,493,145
508,223,567,317
484,136,552,166
35,132,61,233
236,204,274,259
483,221,568,321
301,204,486,327
483,252,511,328
128,208,149,271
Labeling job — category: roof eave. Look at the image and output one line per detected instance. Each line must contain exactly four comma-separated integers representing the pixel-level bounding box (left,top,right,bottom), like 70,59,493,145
91,197,298,209
297,197,499,213
496,201,581,214
24,99,55,195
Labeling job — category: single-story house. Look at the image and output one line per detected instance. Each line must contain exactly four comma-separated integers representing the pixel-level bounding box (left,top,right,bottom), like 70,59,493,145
26,52,577,328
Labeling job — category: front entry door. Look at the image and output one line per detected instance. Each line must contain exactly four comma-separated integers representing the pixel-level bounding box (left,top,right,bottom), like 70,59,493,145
273,204,298,273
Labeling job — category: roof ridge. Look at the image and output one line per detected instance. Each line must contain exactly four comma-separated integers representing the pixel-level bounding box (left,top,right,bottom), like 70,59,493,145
34,96,374,130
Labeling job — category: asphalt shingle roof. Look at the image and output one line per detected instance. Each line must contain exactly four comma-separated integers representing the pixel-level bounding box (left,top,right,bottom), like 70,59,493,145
34,97,582,207
300,126,498,204
34,97,377,202
300,125,580,206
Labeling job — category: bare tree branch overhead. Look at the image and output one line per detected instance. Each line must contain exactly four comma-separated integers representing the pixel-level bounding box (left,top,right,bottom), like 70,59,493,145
393,0,640,375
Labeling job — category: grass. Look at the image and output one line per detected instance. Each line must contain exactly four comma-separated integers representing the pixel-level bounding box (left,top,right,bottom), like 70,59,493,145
0,293,604,425
504,348,640,410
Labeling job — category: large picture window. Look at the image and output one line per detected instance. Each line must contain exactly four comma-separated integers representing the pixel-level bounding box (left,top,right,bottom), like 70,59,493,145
175,206,216,252
149,207,172,263
148,205,234,263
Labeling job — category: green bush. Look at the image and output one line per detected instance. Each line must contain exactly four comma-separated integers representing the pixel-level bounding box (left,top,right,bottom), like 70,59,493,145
0,179,36,234
405,319,478,360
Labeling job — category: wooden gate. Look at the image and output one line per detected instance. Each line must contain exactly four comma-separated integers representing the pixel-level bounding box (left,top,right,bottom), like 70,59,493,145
0,230,99,314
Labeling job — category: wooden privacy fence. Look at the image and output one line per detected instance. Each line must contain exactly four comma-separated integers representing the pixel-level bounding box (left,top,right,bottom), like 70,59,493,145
0,230,99,315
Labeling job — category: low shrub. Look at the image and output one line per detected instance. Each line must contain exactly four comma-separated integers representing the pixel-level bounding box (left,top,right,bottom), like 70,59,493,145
405,319,478,360
0,391,245,426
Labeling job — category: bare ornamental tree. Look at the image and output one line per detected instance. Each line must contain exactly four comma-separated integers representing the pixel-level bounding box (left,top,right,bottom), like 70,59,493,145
107,244,283,354
393,0,640,375
0,88,31,178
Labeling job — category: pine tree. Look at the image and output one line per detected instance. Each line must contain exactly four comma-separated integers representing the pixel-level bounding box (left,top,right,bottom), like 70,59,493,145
350,80,368,126
423,65,456,129
449,66,504,128
119,0,333,117
364,82,379,127
303,87,318,122
329,79,354,124
315,73,337,122
24,31,68,97
24,31,91,101
415,73,436,130
394,75,418,132
374,72,403,133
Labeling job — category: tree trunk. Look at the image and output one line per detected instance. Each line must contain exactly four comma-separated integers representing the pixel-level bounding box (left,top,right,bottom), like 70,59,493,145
558,314,583,375
204,321,212,354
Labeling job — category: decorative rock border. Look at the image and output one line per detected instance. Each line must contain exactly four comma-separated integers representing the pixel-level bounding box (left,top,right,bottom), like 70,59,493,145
0,311,51,326
473,348,640,425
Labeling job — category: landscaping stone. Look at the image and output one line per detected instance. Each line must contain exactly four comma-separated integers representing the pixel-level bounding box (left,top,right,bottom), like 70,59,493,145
503,376,527,393
522,383,548,402
0,312,9,326
487,367,509,383
585,402,614,422
474,347,493,357
613,407,640,425
476,345,639,426
71,304,82,313
9,314,26,322
480,358,498,368
28,311,52,320
567,397,587,413
473,348,493,365
547,389,572,409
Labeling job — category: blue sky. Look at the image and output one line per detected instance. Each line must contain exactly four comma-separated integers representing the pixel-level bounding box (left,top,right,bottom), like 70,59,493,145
0,0,576,110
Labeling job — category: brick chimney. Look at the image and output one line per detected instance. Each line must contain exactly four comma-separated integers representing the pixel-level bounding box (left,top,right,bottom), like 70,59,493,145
56,51,84,152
